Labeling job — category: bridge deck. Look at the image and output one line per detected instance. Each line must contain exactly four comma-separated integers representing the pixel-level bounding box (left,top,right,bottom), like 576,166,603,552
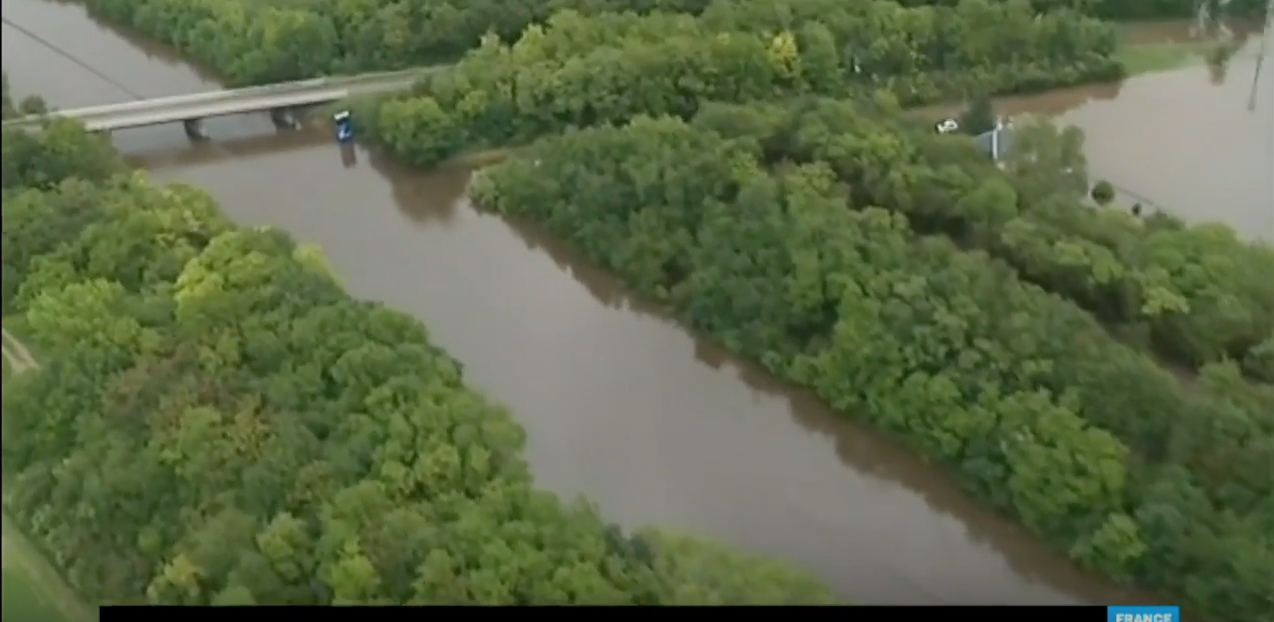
77,88,352,131
1,69,427,132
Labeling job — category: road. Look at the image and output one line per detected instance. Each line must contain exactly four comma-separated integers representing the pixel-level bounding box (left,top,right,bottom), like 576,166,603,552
1,68,433,131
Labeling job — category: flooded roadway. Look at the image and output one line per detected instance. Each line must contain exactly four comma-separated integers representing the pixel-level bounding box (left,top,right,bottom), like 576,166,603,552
3,0,1255,607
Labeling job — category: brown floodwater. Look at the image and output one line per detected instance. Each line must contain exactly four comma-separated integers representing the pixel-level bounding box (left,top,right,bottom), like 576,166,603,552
922,21,1273,239
1,0,1252,607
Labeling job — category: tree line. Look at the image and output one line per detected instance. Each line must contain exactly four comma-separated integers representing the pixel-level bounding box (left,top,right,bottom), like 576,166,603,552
899,0,1271,19
0,77,838,605
359,6,1119,166
1,74,48,120
82,0,1125,93
468,101,1272,622
814,106,1274,383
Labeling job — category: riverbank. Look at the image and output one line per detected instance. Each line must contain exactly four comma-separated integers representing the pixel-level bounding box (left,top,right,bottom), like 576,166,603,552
1116,36,1221,73
1112,21,1246,74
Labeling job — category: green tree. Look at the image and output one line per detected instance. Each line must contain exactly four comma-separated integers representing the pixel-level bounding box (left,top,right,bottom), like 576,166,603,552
1091,180,1115,205
958,94,997,136
469,103,1273,622
2,107,836,607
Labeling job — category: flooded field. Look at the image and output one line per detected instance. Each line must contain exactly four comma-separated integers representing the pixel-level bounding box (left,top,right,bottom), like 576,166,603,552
926,22,1273,239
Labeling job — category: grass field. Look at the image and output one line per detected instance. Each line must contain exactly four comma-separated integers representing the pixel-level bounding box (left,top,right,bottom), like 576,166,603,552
3,518,77,622
4,570,67,622
1112,21,1243,76
2,323,98,622
1117,38,1218,75
2,513,100,622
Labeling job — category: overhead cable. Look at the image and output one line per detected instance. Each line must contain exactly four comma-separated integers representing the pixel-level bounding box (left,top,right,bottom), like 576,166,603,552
2,15,145,100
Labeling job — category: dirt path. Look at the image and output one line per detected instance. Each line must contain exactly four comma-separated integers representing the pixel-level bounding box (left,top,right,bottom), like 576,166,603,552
1,325,97,622
2,326,40,373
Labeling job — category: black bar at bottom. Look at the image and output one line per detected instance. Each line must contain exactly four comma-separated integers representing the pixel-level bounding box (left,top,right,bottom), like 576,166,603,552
102,605,1115,618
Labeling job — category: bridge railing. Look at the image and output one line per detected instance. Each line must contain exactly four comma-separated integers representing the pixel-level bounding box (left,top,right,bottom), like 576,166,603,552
1,68,430,129
72,86,361,131
1,79,323,128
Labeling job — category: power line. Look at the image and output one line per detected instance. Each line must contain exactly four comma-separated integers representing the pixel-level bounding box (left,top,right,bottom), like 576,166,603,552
2,14,145,101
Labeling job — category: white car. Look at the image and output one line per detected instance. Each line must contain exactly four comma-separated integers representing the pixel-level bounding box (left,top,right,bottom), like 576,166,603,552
935,118,960,134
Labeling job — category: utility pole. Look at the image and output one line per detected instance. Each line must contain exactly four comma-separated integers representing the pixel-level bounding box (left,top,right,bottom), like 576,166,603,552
1248,0,1271,111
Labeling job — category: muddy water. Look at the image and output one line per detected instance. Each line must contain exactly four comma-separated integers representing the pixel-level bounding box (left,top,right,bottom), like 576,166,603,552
3,0,1182,607
928,23,1273,239
1059,39,1272,238
1,0,278,151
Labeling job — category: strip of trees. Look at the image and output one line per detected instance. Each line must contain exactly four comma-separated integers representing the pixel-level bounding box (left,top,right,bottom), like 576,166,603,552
469,101,1272,622
83,0,1122,94
361,7,1118,160
1,74,48,120
908,0,1271,19
1,79,837,605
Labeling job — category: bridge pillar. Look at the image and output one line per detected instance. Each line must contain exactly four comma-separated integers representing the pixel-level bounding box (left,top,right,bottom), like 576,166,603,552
269,107,301,130
182,119,207,140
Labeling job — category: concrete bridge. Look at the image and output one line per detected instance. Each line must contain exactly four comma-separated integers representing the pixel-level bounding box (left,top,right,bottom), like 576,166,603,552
1,68,433,137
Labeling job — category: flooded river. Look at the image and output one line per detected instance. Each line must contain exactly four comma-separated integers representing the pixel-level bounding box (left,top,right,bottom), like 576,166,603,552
926,22,1273,239
2,0,1260,607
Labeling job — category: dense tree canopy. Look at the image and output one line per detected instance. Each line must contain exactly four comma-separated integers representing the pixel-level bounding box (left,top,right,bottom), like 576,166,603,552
2,74,44,120
0,81,837,605
770,103,1274,382
83,0,1123,93
2,120,123,194
468,103,1273,622
359,5,1120,167
895,0,1270,19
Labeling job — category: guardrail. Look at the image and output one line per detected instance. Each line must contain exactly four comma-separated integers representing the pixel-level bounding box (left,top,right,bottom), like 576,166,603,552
76,87,358,131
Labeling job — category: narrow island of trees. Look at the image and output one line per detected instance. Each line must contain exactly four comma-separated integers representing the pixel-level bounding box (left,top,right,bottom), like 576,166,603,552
1,77,837,605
